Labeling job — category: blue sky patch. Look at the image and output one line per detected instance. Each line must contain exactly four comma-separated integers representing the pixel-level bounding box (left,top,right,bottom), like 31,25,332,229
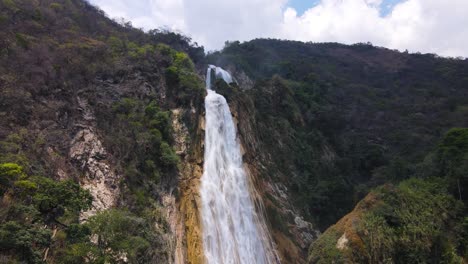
288,0,403,17
288,0,320,15
380,0,403,16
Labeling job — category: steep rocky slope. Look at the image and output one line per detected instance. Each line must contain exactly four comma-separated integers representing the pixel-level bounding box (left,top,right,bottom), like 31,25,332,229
0,0,206,262
212,80,319,263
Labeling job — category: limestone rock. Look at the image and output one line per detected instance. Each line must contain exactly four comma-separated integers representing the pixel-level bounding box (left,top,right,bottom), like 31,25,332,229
70,96,121,220
336,233,349,250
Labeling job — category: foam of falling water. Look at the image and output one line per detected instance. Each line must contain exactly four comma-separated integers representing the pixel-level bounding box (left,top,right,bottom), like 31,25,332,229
207,65,234,88
200,66,278,264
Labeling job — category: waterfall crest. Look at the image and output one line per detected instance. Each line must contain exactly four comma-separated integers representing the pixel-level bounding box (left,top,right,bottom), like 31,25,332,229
200,66,278,264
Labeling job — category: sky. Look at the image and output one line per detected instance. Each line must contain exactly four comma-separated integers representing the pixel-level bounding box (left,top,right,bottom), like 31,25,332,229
88,0,468,57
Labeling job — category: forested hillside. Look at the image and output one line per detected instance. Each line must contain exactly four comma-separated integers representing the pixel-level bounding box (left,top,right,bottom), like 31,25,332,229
0,0,205,262
207,39,468,261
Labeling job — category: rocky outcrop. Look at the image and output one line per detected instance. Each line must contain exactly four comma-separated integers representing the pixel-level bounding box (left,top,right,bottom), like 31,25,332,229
225,66,254,91
70,128,120,220
171,108,205,264
308,192,381,263
336,233,349,250
69,97,120,220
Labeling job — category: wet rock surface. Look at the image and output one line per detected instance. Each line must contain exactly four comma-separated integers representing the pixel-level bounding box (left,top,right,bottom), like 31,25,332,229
224,85,319,264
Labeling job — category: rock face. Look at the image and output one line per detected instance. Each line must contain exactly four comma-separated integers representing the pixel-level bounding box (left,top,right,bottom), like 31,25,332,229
336,233,349,250
225,65,254,90
224,86,319,264
171,108,205,264
69,97,120,220
70,128,120,220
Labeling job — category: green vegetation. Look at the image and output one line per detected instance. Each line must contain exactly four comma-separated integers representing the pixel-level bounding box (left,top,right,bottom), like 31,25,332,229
58,209,169,263
308,229,343,264
361,178,463,263
0,163,92,263
0,0,202,262
1,0,468,262
97,98,180,213
309,129,468,263
49,3,63,11
0,164,92,222
2,0,16,11
0,221,51,263
310,177,465,263
436,128,468,201
0,160,170,263
207,39,468,230
165,50,205,105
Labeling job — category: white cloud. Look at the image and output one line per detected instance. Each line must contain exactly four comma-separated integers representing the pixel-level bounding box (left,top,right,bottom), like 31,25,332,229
281,0,468,57
181,0,287,49
146,0,185,31
88,0,468,57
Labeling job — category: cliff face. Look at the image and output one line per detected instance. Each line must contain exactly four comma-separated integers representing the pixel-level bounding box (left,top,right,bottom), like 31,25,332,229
0,0,208,262
171,107,205,264
212,80,319,263
69,97,121,221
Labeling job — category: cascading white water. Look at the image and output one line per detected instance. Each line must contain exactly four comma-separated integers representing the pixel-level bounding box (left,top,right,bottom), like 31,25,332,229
200,65,277,264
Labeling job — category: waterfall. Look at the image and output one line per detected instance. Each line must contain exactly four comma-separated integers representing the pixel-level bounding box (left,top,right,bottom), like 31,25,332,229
200,66,278,264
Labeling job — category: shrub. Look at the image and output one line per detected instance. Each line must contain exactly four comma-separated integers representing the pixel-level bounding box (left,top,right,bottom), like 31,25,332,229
65,224,91,244
15,33,30,49
31,177,92,218
179,71,203,91
0,163,24,178
173,52,194,71
107,36,124,54
49,3,63,11
165,66,179,84
0,14,7,24
362,178,462,263
308,229,344,264
156,43,175,56
0,163,25,195
160,141,179,167
2,0,16,10
436,128,468,201
13,180,37,196
85,209,155,263
0,221,51,263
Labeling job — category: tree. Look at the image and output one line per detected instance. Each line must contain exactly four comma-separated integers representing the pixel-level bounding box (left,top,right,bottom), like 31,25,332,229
86,210,153,263
437,128,468,201
29,177,93,224
0,163,25,195
0,221,51,263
